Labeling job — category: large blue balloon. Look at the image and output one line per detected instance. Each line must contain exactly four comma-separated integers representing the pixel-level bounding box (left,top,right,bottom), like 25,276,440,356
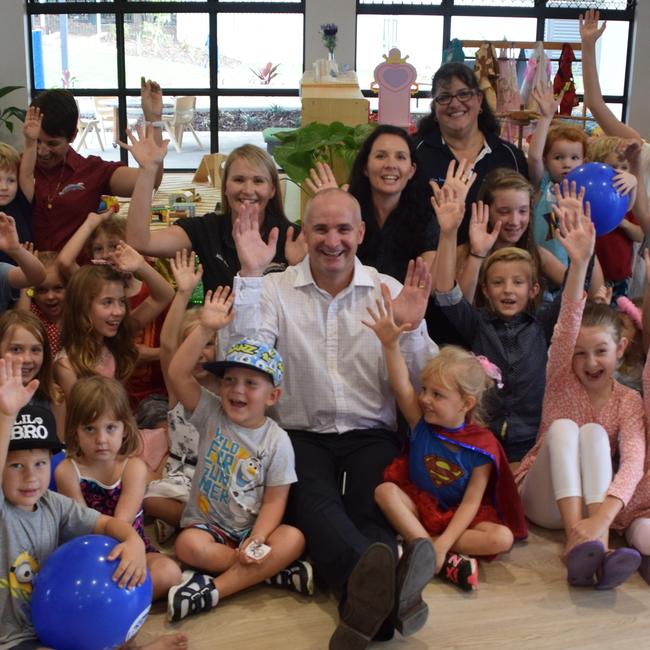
32,535,152,650
566,162,630,236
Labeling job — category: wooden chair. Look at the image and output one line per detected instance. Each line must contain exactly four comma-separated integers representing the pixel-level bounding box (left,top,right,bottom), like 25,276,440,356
162,96,203,152
76,116,104,151
93,96,117,143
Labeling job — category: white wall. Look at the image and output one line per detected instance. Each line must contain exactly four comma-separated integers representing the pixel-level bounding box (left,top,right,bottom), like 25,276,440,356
628,1,650,139
0,0,31,148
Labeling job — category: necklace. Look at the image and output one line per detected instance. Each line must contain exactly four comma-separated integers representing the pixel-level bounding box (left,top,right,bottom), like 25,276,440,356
46,152,68,210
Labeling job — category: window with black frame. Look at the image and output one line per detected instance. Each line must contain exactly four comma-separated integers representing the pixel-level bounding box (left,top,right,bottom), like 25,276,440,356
25,0,304,170
355,0,635,132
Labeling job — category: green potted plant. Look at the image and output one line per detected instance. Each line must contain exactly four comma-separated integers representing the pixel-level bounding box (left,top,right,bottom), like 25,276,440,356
273,121,376,193
0,86,26,134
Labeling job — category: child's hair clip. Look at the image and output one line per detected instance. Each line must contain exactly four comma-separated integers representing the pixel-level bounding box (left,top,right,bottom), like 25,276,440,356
616,296,643,331
474,354,504,389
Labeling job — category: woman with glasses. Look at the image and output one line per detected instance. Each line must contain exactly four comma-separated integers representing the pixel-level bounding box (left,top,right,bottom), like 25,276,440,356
414,62,528,248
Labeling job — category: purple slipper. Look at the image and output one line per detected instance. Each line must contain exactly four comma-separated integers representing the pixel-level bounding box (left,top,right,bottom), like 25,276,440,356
566,540,606,587
596,548,641,590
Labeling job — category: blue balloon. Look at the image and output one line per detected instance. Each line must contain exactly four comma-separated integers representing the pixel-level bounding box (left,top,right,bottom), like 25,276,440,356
32,535,152,650
566,162,630,236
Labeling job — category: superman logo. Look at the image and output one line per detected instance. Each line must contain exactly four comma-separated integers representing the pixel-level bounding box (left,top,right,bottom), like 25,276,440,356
424,454,464,488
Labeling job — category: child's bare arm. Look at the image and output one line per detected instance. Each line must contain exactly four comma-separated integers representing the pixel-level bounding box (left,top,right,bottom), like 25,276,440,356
94,514,147,589
249,484,289,543
433,462,491,571
580,10,641,140
362,284,422,430
0,214,46,288
0,357,39,478
53,356,77,401
168,286,234,412
20,106,42,203
54,458,87,506
58,211,111,277
160,250,203,405
528,85,563,188
113,456,148,524
111,241,174,330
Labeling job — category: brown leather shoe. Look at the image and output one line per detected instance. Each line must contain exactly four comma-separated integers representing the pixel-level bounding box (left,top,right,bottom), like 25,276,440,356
329,543,395,650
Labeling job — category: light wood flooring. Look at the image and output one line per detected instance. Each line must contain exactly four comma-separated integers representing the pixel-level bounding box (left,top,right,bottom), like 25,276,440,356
135,524,650,650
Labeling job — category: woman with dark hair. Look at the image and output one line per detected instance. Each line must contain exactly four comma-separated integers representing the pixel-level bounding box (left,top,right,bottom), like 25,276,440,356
415,62,528,247
308,124,437,283
29,83,165,252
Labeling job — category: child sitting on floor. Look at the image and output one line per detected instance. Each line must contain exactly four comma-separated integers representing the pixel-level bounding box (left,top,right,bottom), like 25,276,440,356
166,287,310,622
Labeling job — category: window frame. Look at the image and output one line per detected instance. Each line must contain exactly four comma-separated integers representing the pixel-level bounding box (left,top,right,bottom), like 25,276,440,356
25,0,306,170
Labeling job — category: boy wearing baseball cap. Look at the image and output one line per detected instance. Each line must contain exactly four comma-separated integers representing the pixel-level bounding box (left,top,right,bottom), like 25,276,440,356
166,287,309,622
0,358,149,650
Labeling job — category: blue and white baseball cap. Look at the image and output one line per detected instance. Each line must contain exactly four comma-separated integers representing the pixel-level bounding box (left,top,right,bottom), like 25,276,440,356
204,339,284,386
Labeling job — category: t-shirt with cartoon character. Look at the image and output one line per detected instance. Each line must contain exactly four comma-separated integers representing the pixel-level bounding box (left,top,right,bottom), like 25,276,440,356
0,488,99,649
180,387,297,542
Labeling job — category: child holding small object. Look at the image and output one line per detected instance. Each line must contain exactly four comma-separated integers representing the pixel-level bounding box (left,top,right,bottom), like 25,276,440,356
166,287,309,622
365,297,526,591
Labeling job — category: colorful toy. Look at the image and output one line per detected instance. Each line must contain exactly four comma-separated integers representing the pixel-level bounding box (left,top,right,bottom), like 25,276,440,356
371,48,418,129
31,535,152,650
98,194,120,213
566,163,630,236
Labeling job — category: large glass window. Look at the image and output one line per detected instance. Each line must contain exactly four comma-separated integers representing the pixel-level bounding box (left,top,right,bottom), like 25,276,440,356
27,1,304,170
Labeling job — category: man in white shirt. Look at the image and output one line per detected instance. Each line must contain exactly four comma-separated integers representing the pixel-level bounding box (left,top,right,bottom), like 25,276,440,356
226,189,438,647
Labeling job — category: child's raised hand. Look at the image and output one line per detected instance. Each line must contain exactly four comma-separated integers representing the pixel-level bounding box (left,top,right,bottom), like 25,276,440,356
111,240,143,274
555,202,595,265
0,357,39,417
140,78,163,122
441,159,477,204
362,283,412,348
23,106,42,142
118,124,169,168
0,213,21,253
170,249,202,294
553,179,586,213
430,182,464,235
201,286,235,331
592,283,613,305
107,536,147,590
531,84,563,120
612,170,637,197
469,201,501,257
579,9,606,46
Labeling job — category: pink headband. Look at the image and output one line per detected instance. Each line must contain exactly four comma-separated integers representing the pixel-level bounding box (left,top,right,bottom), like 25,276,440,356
475,355,504,389
616,296,643,331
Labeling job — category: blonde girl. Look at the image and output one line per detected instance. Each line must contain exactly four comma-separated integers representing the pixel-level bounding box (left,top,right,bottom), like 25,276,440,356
55,264,138,398
516,206,646,590
365,295,526,592
55,376,181,600
0,310,65,438
143,250,219,541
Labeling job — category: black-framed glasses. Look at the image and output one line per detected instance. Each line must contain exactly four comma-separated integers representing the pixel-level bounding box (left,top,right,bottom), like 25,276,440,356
433,89,478,105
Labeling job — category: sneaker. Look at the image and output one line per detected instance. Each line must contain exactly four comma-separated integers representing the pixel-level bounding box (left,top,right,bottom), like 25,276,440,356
155,518,177,545
439,552,478,592
266,560,314,596
167,571,218,622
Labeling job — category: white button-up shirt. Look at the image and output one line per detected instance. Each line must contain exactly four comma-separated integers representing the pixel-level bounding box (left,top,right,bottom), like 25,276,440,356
222,256,438,434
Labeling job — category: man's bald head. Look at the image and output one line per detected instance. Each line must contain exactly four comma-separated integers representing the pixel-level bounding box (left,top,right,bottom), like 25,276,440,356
304,188,362,227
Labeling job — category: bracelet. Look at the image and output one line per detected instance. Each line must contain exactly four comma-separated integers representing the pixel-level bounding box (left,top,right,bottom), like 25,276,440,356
469,251,486,259
145,120,165,128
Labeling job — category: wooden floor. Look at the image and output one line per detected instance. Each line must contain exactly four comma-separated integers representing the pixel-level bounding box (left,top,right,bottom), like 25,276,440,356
135,524,650,650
